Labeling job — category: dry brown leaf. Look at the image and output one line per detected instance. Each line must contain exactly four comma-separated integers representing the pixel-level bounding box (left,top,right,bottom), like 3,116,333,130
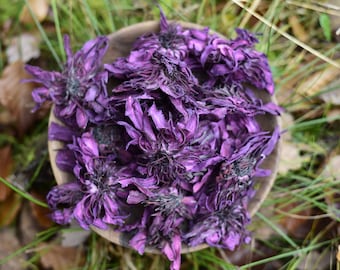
320,78,340,105
337,245,340,263
0,193,22,227
288,15,309,43
320,155,340,219
297,66,340,99
252,202,277,240
278,113,310,174
0,228,26,270
5,33,41,63
18,203,41,244
297,250,332,270
326,108,340,121
0,183,11,202
0,146,14,201
276,65,316,111
224,239,282,268
39,243,85,270
321,155,340,181
19,0,49,24
0,110,16,125
29,192,54,228
0,61,50,136
278,141,309,174
278,202,313,239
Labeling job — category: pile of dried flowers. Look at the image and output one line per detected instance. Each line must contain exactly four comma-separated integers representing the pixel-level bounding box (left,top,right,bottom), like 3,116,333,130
26,11,280,270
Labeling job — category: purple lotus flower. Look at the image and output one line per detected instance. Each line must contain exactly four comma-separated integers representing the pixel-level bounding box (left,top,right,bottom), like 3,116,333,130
26,35,110,128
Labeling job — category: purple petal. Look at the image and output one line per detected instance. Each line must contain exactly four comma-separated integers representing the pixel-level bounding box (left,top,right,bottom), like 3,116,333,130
162,234,181,270
223,231,240,251
63,35,73,64
76,108,88,129
148,103,168,130
56,148,76,172
77,132,99,157
85,86,98,101
127,190,146,204
211,64,229,76
159,7,169,32
48,122,76,142
129,231,147,255
125,96,143,130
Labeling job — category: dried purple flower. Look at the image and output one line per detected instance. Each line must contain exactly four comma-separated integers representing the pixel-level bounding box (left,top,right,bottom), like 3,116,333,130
184,202,251,250
47,181,83,225
27,9,281,270
26,35,110,128
189,29,275,94
132,9,188,60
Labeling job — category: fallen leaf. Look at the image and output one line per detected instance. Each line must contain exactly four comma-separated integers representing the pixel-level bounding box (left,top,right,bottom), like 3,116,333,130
337,245,340,263
18,203,41,244
326,108,340,121
320,78,340,105
0,110,16,126
0,193,22,227
5,33,41,64
224,239,282,269
297,250,332,270
0,146,14,201
0,228,26,270
320,155,340,219
19,0,49,24
30,192,54,228
0,61,50,137
276,59,316,111
289,15,309,42
296,65,340,101
278,201,313,239
252,200,278,240
278,141,309,174
0,183,11,202
278,113,310,174
38,243,85,270
321,155,340,181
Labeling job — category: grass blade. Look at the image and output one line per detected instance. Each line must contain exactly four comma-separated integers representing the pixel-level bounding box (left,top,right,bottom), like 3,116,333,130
256,212,299,249
51,0,66,62
24,0,62,69
0,227,59,265
240,239,336,269
0,177,48,208
232,0,340,69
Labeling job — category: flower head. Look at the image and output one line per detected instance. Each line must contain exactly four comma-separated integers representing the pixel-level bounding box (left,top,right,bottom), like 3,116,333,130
26,35,110,128
184,201,251,250
47,181,83,225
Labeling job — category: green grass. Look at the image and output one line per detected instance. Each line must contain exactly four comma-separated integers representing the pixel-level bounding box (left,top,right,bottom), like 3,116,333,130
0,177,48,208
0,0,339,269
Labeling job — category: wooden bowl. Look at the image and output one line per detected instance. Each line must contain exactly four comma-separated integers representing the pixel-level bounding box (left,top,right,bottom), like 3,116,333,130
48,21,280,254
